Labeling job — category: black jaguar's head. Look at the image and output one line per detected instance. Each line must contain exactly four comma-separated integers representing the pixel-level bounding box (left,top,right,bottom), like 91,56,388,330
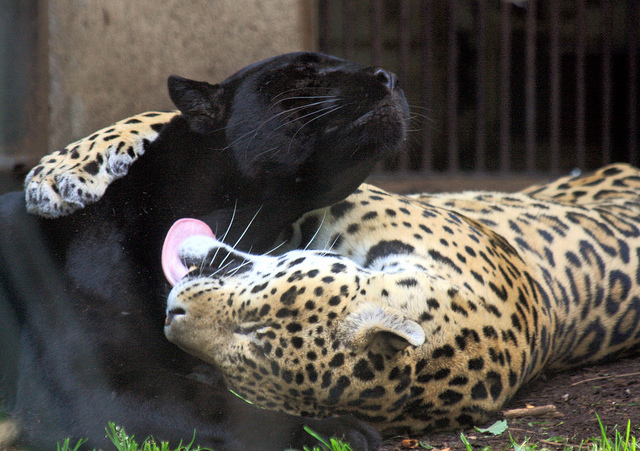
168,52,409,211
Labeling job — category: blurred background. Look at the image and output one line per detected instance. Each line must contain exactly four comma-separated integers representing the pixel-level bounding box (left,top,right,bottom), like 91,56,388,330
0,0,639,192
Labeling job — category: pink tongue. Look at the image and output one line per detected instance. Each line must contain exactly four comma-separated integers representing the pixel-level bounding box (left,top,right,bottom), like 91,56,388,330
162,218,215,286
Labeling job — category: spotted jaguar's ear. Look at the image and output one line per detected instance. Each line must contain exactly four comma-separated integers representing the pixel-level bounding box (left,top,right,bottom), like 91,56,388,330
339,303,425,354
168,75,225,134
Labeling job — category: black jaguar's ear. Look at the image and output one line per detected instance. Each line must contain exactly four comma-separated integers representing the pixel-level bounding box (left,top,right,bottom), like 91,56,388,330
168,75,225,134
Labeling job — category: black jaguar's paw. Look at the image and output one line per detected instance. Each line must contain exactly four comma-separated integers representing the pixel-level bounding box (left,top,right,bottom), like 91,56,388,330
297,415,381,451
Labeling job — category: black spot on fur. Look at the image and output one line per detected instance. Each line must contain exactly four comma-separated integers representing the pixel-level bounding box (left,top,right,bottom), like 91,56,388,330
353,359,375,381
251,282,269,293
362,211,378,221
327,376,351,404
347,223,360,234
432,345,455,359
365,240,415,267
487,371,503,400
439,389,463,406
470,381,488,399
330,200,355,218
83,161,100,176
329,353,345,368
291,337,304,349
428,250,462,274
331,263,347,273
280,286,303,305
397,278,418,287
360,386,386,398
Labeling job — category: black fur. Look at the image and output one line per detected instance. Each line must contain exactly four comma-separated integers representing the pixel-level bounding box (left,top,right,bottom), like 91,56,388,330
0,52,408,450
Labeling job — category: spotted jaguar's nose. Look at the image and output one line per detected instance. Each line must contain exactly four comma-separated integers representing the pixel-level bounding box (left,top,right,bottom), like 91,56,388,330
165,307,186,326
373,68,398,91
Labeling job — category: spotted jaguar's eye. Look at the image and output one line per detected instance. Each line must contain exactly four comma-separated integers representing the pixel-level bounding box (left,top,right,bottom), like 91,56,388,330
235,322,263,335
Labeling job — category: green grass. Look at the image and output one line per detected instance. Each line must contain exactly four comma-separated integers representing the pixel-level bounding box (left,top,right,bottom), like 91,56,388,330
55,422,352,451
591,414,639,451
45,414,640,451
56,422,213,451
423,415,640,451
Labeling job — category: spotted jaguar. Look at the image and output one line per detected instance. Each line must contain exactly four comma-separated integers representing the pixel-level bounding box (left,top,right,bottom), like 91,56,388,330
161,163,640,437
20,63,640,439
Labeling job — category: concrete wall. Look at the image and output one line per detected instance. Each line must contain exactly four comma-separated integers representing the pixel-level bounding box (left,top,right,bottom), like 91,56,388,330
48,0,314,151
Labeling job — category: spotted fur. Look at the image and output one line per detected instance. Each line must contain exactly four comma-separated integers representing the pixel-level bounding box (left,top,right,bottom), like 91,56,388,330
25,111,178,218
165,163,640,437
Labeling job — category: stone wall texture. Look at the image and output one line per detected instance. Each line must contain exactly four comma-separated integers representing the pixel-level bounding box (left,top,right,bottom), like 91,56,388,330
48,0,311,150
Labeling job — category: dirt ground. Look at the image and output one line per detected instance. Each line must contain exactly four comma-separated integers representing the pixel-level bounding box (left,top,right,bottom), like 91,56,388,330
380,356,640,451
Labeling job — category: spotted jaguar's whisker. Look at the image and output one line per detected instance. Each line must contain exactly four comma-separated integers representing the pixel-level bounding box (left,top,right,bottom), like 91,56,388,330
216,205,263,270
320,231,342,256
220,200,238,243
210,260,235,278
231,205,263,249
303,211,327,251
226,259,253,276
265,240,288,256
209,201,238,268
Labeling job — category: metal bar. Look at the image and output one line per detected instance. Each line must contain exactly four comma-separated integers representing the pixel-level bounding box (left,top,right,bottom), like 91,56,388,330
550,0,561,173
525,0,537,172
602,0,613,165
398,0,411,171
447,0,459,173
343,0,355,60
371,0,383,66
421,0,433,172
629,1,639,164
576,0,586,169
475,0,487,172
318,0,329,53
499,1,511,173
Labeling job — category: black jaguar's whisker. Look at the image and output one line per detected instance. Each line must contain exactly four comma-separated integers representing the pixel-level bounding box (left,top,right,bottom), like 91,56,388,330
348,144,364,159
248,102,342,166
408,103,436,124
269,94,337,110
284,104,346,154
268,86,335,104
231,99,338,161
409,112,433,122
218,103,320,153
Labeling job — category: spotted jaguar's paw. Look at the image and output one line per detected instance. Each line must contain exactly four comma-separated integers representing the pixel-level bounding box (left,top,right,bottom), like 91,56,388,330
25,111,178,218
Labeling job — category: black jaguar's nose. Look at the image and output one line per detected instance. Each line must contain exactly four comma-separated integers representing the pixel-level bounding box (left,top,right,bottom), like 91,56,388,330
373,68,398,91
